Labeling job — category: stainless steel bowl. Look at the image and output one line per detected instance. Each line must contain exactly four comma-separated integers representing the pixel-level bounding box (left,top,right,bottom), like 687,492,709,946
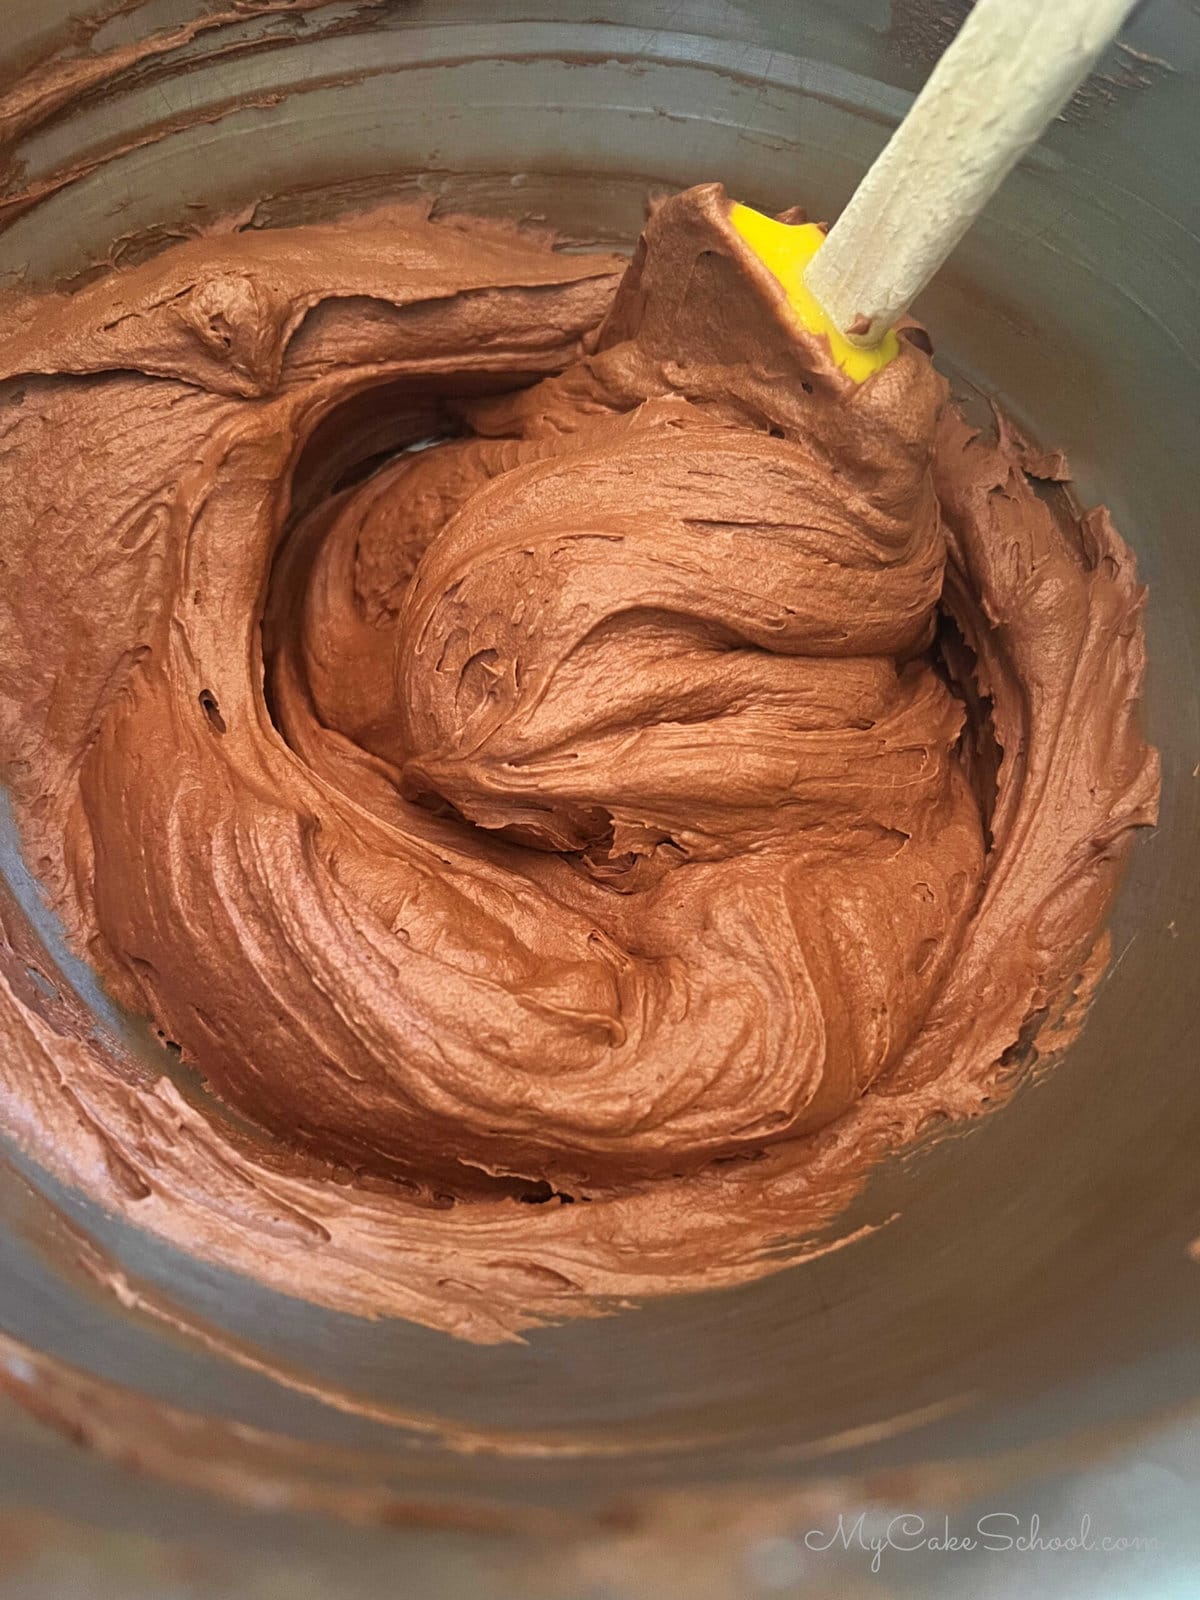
0,3,1197,1595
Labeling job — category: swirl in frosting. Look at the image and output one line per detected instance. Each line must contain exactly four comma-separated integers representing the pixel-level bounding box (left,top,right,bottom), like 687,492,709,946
0,185,1158,1339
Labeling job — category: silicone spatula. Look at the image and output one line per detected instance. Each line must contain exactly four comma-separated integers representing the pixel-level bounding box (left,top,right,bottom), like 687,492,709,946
730,0,1140,380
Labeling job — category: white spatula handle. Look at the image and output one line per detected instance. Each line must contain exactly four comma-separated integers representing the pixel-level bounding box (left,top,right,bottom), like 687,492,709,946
804,0,1141,347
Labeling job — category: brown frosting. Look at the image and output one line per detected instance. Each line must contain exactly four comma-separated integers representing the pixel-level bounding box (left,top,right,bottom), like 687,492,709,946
0,184,1159,1341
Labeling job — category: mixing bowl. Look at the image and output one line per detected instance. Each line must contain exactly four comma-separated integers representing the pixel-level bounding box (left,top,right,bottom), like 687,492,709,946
0,2,1197,1595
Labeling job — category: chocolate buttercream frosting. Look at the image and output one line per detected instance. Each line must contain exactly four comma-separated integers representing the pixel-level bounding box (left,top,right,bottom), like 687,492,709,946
0,184,1159,1340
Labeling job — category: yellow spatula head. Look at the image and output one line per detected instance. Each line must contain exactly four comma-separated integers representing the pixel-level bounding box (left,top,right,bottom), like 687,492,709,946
729,202,900,383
